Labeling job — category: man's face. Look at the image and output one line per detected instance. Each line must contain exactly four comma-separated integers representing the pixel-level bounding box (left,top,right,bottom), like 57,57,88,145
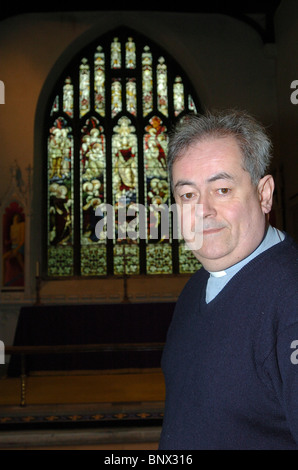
172,136,274,271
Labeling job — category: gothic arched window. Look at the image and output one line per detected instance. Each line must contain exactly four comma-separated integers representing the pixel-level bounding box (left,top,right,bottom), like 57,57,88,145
45,28,202,277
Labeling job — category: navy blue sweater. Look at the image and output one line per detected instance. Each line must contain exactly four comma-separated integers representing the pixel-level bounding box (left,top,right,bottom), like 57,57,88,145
159,235,298,449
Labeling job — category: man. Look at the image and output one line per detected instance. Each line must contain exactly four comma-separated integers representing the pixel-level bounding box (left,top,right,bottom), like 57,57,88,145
159,110,298,450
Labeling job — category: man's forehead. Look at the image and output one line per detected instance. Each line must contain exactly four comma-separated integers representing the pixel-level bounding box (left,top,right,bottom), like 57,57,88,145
181,134,241,155
172,136,243,171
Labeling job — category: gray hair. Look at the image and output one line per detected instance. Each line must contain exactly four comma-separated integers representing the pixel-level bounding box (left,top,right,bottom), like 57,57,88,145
167,109,273,186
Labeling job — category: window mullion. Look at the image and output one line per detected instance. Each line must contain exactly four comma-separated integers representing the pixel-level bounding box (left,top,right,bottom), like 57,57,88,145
73,67,82,275
135,39,146,274
104,37,115,276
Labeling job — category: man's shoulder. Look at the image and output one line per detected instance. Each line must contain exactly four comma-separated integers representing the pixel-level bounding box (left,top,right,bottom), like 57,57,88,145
270,233,298,277
259,234,298,314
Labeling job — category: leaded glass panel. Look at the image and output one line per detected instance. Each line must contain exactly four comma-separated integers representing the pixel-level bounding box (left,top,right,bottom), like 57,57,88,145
113,243,139,275
48,246,74,276
94,46,105,116
112,116,139,275
157,57,168,117
51,96,59,116
81,245,107,276
47,116,74,276
142,46,153,117
188,94,197,113
111,37,121,68
144,116,169,233
174,76,185,116
63,78,73,117
146,244,172,274
125,37,136,69
126,78,137,116
79,58,90,117
179,242,202,273
111,78,122,117
80,117,106,250
144,116,172,274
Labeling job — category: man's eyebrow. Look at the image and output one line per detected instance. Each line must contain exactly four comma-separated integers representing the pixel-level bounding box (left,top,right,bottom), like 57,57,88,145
174,173,235,190
174,179,196,190
207,172,235,183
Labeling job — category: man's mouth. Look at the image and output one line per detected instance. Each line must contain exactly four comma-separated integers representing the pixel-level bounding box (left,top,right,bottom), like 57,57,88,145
202,226,225,235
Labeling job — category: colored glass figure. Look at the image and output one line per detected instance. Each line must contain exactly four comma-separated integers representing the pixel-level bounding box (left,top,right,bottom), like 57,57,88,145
79,58,90,117
111,37,121,69
125,37,136,69
63,77,73,118
112,116,138,205
94,46,105,116
142,46,153,116
111,78,122,117
126,78,137,115
174,76,185,116
157,57,168,117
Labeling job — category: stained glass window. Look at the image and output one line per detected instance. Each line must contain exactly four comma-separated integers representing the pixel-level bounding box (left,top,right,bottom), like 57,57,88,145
46,28,201,277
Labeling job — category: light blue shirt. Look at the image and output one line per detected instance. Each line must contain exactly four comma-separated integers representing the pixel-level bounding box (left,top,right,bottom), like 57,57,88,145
206,225,285,303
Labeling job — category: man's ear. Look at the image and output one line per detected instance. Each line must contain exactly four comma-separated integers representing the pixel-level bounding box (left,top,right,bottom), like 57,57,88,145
257,175,275,214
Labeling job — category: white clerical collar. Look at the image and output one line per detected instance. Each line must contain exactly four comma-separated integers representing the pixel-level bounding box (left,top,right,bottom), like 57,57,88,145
208,270,227,278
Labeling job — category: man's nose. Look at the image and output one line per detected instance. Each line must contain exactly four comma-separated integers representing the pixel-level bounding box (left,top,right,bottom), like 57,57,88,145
200,193,217,218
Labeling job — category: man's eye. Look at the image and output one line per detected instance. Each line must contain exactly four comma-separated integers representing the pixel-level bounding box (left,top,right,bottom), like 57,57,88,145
182,193,194,200
217,188,230,195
